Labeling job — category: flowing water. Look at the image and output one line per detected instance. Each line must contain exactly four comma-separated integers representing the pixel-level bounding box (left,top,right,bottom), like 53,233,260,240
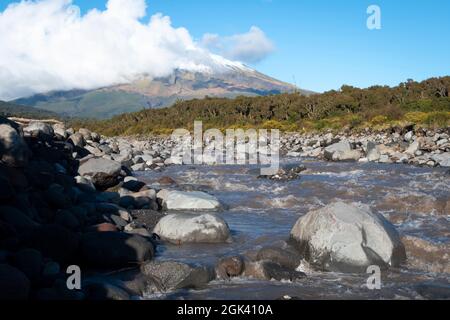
136,159,450,300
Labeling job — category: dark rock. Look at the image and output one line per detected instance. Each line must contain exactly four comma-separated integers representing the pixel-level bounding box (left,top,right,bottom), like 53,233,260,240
0,206,38,234
0,174,13,201
23,225,80,264
68,133,85,148
0,123,30,167
110,215,128,229
256,247,301,270
83,281,130,300
13,248,43,282
80,232,154,268
45,184,72,209
157,176,177,185
215,256,245,279
0,264,30,300
122,179,146,192
141,261,214,291
415,282,450,300
23,122,54,141
85,223,118,233
243,260,306,281
54,210,81,231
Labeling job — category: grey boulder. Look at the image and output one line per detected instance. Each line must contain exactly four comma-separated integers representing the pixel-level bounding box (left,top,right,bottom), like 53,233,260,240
141,261,214,291
0,124,30,167
78,158,122,190
290,202,406,273
154,213,230,244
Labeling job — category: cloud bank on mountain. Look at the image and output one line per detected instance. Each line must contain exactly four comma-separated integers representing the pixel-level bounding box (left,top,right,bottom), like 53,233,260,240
0,0,274,100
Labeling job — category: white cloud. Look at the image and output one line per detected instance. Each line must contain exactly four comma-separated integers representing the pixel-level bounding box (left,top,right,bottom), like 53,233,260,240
201,26,275,64
0,0,273,100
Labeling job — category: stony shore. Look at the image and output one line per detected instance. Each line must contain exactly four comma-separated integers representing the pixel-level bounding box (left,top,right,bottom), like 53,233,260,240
0,117,448,300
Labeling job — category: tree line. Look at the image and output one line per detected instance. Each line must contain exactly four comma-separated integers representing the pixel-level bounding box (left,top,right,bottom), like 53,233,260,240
70,76,450,136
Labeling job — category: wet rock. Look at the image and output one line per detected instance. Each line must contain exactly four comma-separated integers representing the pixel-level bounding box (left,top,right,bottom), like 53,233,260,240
164,191,221,211
215,256,245,279
290,202,406,273
83,281,130,300
415,282,450,300
256,247,301,270
78,158,122,190
0,264,30,300
154,213,230,244
334,149,362,161
141,261,214,291
402,235,450,274
0,124,30,167
243,260,306,281
258,165,306,181
158,176,177,185
323,140,351,161
80,232,154,268
131,163,146,171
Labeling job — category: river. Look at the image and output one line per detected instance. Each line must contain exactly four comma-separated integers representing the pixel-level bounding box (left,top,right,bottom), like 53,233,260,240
136,159,449,300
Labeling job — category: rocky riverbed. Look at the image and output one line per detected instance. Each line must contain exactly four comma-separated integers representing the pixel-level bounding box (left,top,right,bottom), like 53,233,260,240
0,117,449,300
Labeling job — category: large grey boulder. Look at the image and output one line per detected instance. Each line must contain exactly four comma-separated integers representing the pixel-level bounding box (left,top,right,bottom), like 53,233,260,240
78,158,122,190
52,123,67,139
0,124,30,167
164,191,221,211
69,133,85,147
23,122,54,140
78,128,92,141
141,261,214,291
290,202,406,273
324,140,352,161
154,213,230,244
431,153,450,167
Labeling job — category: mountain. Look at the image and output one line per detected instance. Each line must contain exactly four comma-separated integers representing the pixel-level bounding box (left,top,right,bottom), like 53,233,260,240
0,100,60,120
13,59,311,119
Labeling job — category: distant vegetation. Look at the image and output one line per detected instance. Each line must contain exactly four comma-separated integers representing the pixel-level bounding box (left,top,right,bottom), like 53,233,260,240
69,76,449,136
14,90,148,119
0,100,60,120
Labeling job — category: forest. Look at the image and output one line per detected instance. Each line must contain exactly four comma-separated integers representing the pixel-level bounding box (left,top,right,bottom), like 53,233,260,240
70,76,450,136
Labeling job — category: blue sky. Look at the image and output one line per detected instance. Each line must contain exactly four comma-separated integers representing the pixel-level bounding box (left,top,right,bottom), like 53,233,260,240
1,0,449,93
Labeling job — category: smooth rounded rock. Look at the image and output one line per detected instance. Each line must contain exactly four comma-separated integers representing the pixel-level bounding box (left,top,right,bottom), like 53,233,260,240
290,202,406,273
154,213,230,244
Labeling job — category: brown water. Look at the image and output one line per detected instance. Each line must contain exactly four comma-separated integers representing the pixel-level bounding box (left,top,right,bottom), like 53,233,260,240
137,159,450,300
